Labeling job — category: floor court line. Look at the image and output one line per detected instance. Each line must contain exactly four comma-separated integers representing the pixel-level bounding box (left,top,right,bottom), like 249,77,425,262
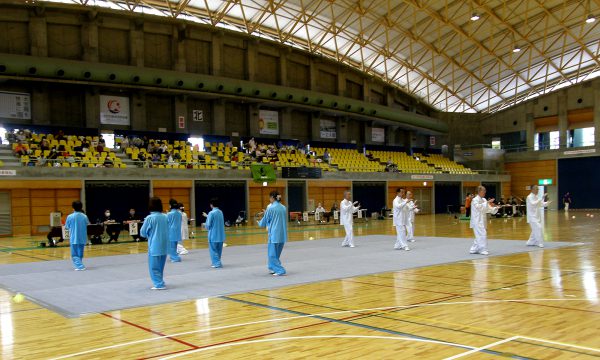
517,336,600,354
443,336,520,360
158,335,480,360
458,261,584,273
51,298,593,360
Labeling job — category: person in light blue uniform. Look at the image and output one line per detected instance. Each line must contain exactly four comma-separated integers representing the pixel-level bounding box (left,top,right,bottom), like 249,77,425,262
166,198,182,262
205,197,226,268
140,197,169,290
64,200,90,271
257,191,288,276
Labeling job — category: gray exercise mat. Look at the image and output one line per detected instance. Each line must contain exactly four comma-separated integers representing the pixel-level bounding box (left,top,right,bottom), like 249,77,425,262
0,236,576,317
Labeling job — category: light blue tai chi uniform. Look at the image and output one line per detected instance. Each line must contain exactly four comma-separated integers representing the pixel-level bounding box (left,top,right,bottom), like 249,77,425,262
167,209,182,262
141,212,169,288
206,207,226,267
65,211,90,270
258,201,288,275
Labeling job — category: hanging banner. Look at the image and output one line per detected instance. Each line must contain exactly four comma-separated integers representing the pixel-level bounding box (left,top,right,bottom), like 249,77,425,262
0,91,31,119
100,95,130,125
371,127,385,142
319,119,337,139
258,110,279,135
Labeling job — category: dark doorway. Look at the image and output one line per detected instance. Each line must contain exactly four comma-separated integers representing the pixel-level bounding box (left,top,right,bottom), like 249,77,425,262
195,181,246,224
434,182,461,214
352,182,386,216
287,181,306,212
85,181,150,223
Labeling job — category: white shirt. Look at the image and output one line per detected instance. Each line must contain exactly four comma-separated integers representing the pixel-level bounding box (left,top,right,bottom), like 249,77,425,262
408,201,419,222
340,199,359,226
469,195,498,229
181,211,189,240
315,206,325,214
392,196,409,226
526,193,547,224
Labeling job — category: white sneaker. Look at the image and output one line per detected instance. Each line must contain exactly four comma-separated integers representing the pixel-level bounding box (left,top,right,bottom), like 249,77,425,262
349,244,355,248
408,239,415,242
469,250,477,254
480,250,489,255
537,244,544,248
179,249,189,255
150,286,167,290
403,246,411,251
74,267,86,271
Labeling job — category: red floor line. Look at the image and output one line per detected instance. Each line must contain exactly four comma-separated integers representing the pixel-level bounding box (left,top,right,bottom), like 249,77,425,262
391,272,587,293
101,313,199,350
344,278,600,314
139,294,460,360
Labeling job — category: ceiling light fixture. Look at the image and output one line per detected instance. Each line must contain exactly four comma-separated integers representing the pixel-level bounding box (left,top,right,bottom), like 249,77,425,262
586,14,596,23
470,13,480,21
512,46,521,53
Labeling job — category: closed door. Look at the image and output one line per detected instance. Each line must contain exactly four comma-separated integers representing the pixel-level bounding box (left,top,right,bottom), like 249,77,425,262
0,192,11,235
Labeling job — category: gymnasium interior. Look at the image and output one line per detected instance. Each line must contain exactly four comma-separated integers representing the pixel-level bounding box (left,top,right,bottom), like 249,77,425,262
0,0,599,358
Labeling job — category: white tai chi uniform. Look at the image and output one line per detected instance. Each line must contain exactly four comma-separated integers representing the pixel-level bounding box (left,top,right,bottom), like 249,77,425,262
526,193,548,247
469,195,498,254
340,199,359,247
177,211,189,255
407,202,419,242
392,196,409,249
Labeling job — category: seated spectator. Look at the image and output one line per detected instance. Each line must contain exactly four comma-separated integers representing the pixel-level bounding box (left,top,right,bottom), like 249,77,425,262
48,149,58,160
120,137,129,151
167,154,175,165
55,130,65,141
96,143,104,153
37,156,47,167
103,157,114,168
40,138,50,151
13,141,28,156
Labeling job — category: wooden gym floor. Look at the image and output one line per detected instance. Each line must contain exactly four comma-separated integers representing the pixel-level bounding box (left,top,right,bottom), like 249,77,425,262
0,211,599,359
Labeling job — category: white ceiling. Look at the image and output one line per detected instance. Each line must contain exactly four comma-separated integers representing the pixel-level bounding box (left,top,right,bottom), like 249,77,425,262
42,0,600,113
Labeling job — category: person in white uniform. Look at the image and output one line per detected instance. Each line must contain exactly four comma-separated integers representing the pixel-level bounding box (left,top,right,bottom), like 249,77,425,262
177,203,189,255
406,191,420,243
315,203,326,223
526,185,550,248
340,190,360,247
469,186,499,255
392,188,410,250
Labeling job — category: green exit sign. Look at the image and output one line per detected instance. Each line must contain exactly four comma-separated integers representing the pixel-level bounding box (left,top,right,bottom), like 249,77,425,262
538,179,553,185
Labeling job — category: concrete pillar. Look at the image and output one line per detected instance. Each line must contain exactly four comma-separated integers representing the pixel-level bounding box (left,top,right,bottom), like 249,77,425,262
594,82,600,145
211,32,223,76
174,26,186,72
280,108,292,139
279,51,288,86
174,96,187,133
130,92,146,130
310,59,319,91
386,126,398,146
310,112,320,141
526,112,535,149
31,85,50,125
558,92,568,148
248,104,261,137
85,90,100,128
363,78,371,102
247,40,258,82
337,70,346,97
337,116,349,143
212,99,226,135
29,15,48,57
82,19,99,62
130,22,144,67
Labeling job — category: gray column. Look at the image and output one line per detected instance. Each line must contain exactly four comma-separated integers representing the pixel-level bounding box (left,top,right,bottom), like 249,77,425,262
247,40,258,82
131,92,146,130
211,32,223,76
174,26,186,72
212,99,226,135
363,78,371,102
31,86,50,125
309,59,319,91
29,15,48,57
130,22,144,67
85,89,100,128
337,116,349,143
279,51,288,86
337,70,346,97
248,104,261,137
82,19,99,62
526,112,535,149
558,92,568,148
174,96,188,133
280,108,292,138
310,112,320,141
